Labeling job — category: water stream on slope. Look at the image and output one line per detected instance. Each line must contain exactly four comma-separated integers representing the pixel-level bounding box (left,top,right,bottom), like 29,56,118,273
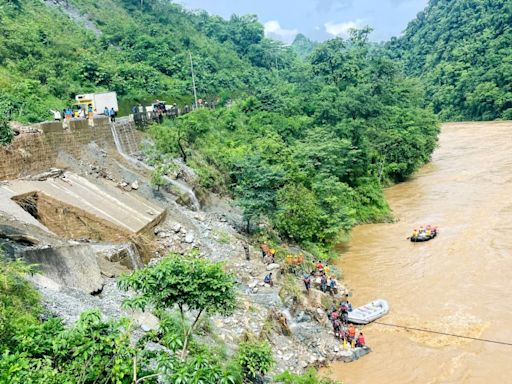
110,123,201,210
328,122,512,384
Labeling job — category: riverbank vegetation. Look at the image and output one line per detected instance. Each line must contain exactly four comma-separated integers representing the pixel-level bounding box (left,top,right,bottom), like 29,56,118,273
148,30,439,250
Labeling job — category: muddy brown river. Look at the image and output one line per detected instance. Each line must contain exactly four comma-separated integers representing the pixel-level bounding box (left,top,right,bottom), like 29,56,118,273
328,122,512,384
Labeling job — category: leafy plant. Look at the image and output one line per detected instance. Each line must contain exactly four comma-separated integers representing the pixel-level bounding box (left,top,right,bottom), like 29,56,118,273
238,339,274,382
118,253,237,360
275,368,343,384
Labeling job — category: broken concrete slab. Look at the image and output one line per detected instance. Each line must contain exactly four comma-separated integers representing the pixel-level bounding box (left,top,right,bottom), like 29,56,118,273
0,172,165,241
20,244,104,294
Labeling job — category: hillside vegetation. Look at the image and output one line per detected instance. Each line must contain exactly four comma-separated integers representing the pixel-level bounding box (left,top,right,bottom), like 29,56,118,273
0,0,439,252
390,0,512,121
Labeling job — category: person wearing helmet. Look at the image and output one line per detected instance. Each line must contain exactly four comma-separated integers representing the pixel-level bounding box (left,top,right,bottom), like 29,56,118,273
412,228,419,238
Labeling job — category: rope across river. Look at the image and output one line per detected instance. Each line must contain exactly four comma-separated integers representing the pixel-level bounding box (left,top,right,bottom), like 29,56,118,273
372,321,512,347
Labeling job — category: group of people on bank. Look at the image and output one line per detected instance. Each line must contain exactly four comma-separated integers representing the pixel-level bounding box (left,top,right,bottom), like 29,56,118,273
50,104,115,121
327,296,366,348
303,260,337,294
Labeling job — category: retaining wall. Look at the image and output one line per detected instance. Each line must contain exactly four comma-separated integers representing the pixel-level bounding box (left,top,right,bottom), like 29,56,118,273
0,117,139,180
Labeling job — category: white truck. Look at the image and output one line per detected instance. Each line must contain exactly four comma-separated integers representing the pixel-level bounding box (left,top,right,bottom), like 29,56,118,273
74,91,118,115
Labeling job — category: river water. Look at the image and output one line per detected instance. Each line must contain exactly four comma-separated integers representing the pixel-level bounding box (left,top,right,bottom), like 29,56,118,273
329,122,512,384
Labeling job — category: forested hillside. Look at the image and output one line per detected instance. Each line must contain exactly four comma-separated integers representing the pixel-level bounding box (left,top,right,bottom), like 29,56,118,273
0,0,439,251
0,0,291,121
291,34,319,58
390,0,512,121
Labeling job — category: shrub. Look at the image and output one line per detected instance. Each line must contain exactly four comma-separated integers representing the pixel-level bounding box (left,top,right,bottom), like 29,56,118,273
238,339,274,381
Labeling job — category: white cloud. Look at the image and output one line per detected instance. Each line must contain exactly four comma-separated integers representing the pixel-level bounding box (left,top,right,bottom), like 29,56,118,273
324,19,365,38
264,20,299,45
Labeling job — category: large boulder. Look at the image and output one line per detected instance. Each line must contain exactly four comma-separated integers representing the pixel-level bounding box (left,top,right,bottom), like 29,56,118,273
21,245,104,294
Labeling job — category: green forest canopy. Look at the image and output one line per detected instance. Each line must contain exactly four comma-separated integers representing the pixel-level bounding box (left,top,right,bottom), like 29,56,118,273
389,0,512,121
0,0,444,250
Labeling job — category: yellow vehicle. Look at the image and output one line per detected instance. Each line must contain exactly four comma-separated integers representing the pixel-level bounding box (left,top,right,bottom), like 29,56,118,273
74,91,118,116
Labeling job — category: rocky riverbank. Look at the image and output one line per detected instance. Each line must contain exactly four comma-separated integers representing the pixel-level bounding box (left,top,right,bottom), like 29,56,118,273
0,129,369,376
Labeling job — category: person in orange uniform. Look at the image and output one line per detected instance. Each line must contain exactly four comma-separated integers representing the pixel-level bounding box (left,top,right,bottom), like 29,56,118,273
347,323,356,345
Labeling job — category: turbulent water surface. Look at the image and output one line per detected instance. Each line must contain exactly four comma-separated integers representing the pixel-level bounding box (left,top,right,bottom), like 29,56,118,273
330,122,512,384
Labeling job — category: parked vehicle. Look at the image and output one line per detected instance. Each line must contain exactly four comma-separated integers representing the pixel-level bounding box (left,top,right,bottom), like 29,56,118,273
74,92,118,115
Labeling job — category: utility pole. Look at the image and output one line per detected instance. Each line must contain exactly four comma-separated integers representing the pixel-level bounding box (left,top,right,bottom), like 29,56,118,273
189,52,198,110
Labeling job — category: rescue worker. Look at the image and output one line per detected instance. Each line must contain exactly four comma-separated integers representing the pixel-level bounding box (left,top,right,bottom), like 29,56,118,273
303,274,311,292
264,272,273,287
316,260,324,273
356,332,366,347
50,109,61,121
426,227,431,237
110,107,116,122
348,324,356,344
320,274,328,292
329,277,337,295
412,228,419,238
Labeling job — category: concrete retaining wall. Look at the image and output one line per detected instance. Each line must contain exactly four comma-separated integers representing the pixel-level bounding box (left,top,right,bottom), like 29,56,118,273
0,117,140,180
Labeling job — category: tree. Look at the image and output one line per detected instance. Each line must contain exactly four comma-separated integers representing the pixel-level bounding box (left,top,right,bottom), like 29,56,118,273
231,154,287,233
0,97,15,146
238,340,274,382
118,254,237,360
150,165,166,191
275,184,321,243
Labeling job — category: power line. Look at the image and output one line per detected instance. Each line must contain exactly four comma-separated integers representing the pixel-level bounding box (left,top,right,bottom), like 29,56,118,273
372,321,512,347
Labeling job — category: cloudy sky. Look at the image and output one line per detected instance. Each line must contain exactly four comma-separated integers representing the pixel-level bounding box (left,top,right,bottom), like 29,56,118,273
177,0,429,44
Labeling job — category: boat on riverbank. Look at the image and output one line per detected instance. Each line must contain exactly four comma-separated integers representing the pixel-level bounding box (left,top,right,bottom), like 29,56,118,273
348,299,389,324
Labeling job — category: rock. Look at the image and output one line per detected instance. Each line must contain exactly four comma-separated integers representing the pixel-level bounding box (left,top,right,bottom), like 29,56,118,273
130,311,160,332
184,233,194,244
96,255,130,278
157,231,171,238
266,263,280,271
23,168,64,181
296,311,312,323
172,223,182,233
252,287,259,293
316,308,325,317
131,181,139,190
248,281,258,289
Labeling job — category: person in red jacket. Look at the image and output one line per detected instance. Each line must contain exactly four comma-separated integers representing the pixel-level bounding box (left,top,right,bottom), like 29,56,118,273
356,332,366,347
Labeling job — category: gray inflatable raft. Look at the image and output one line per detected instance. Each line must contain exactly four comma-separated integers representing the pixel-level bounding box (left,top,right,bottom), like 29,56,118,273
347,299,389,324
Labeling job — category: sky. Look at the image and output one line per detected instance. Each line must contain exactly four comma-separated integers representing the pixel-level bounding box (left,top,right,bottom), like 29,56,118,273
177,0,429,44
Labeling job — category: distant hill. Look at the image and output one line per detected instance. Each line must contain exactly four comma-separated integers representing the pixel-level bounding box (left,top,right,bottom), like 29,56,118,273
389,0,512,121
291,33,318,58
